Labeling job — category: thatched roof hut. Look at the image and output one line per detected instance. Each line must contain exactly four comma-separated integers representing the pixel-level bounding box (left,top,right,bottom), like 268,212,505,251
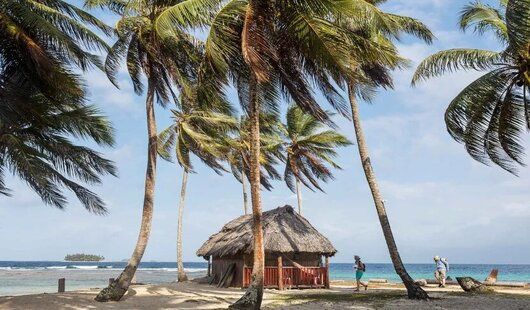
197,205,336,288
197,205,336,257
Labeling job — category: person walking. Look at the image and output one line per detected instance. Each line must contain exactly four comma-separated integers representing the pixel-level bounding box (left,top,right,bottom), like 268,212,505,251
354,255,368,291
434,255,449,287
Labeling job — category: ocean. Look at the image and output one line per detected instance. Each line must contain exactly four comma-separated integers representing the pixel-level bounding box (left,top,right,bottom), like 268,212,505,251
1,261,529,296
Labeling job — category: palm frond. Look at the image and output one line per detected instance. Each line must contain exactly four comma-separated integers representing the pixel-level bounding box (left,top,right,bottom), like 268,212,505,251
412,49,502,85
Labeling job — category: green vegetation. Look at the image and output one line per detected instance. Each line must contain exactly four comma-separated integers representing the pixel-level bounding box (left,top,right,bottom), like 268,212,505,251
0,0,116,213
281,106,352,215
64,254,104,262
157,89,236,282
414,0,530,174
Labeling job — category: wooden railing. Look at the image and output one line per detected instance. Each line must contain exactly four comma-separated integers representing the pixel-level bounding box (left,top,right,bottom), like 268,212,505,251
243,266,329,289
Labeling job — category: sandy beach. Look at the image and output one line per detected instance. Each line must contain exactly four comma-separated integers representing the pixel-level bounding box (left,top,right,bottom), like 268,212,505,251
1,280,529,310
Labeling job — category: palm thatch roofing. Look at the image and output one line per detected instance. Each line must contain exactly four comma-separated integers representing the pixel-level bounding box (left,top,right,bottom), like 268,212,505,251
197,205,337,258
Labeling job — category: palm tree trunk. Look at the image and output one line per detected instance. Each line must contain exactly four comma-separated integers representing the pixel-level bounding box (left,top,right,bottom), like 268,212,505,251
241,168,249,215
296,178,302,215
347,83,429,300
95,81,157,302
230,75,264,310
177,169,189,282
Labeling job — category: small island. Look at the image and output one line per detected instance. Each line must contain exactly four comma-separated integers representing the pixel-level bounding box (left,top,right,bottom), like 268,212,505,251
64,254,104,262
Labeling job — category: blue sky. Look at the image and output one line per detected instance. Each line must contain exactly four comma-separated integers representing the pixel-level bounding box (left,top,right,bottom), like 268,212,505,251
2,0,530,264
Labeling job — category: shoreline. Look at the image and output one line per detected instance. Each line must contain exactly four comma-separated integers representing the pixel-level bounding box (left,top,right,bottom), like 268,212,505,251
1,280,529,310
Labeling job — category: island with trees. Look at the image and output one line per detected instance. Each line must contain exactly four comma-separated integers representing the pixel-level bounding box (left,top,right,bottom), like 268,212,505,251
64,254,104,262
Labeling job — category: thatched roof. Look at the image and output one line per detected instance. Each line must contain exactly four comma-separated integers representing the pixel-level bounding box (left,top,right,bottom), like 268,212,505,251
197,205,337,258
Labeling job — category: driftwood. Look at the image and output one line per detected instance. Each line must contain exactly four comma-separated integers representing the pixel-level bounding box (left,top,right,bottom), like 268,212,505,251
426,279,458,285
369,279,388,284
457,277,493,293
484,269,498,283
486,282,527,288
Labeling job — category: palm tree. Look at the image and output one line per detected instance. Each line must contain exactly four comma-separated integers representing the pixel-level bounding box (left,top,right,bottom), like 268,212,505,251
156,1,395,308
281,106,351,215
0,0,116,211
85,0,203,302
0,76,116,213
158,89,235,282
1,0,113,97
413,0,530,174
225,115,282,215
333,5,436,299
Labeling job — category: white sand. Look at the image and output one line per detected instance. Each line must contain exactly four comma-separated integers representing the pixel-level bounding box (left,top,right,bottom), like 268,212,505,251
0,281,529,309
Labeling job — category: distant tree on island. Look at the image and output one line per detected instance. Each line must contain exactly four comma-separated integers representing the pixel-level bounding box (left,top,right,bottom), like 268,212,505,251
64,254,104,262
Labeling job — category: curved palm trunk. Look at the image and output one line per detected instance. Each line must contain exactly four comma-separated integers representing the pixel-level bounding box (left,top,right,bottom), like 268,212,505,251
347,83,429,300
177,169,189,282
96,82,157,302
241,168,249,215
296,178,302,215
230,75,264,309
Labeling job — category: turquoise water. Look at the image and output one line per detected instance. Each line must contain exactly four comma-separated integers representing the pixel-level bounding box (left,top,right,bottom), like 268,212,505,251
1,261,529,296
330,263,530,282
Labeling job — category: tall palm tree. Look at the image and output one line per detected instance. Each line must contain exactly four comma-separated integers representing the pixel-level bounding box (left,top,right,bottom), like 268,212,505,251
333,4,435,299
156,0,395,308
85,0,203,302
281,105,351,215
158,89,235,282
225,115,282,215
413,0,530,174
0,0,116,211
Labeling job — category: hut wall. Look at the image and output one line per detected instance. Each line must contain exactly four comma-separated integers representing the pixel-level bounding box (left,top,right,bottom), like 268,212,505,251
211,256,244,287
243,252,322,267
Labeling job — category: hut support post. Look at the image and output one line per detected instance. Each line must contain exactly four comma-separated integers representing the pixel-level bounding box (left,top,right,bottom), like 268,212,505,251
278,256,283,290
325,256,330,289
207,256,211,277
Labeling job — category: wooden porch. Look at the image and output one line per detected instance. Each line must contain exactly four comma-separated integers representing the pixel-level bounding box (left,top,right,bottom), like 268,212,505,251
242,257,330,290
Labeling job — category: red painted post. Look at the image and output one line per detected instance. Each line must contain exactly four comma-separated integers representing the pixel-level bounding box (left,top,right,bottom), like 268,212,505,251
325,256,330,289
278,256,283,290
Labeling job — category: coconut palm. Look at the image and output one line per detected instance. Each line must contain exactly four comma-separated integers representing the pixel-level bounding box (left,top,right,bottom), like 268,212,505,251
0,0,116,211
225,115,282,215
281,106,351,215
158,89,235,282
156,0,402,307
0,0,113,98
85,0,203,302
413,0,530,174
331,5,435,299
0,75,116,213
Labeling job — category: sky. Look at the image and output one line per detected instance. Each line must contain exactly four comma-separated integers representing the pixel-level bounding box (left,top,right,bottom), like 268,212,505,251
2,0,529,265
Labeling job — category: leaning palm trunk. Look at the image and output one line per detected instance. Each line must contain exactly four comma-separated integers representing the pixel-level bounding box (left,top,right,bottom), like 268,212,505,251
241,167,249,215
295,178,302,215
347,83,429,300
96,82,157,302
230,76,264,309
177,169,189,282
